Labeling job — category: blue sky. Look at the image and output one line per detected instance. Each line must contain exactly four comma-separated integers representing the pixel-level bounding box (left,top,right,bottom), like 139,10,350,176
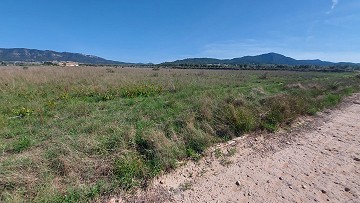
1,0,359,63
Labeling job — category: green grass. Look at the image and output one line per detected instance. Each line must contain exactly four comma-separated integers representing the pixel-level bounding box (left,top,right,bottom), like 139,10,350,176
1,66,360,202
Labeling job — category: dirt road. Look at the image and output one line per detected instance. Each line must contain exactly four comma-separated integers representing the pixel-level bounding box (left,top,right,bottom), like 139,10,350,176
120,93,360,203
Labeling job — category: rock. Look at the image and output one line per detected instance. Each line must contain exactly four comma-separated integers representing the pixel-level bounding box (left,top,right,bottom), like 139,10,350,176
345,187,350,192
159,180,164,184
279,177,283,180
109,197,123,203
302,184,307,189
255,138,259,141
354,157,360,162
235,181,241,186
228,140,236,146
289,186,293,189
321,189,326,194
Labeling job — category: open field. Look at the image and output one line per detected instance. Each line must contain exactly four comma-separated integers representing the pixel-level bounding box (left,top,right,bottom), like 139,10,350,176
1,66,360,202
139,93,360,202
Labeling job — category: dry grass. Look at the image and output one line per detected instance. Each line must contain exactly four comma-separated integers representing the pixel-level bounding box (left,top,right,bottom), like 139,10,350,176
1,66,360,202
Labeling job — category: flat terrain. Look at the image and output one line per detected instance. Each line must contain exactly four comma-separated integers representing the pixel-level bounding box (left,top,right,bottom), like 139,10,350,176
130,93,360,203
1,67,359,202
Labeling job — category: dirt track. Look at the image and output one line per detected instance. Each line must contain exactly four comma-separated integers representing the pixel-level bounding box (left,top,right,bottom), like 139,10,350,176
118,93,360,203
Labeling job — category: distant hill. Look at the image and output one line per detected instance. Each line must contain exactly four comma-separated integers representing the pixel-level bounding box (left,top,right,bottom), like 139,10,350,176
0,48,126,64
167,53,358,66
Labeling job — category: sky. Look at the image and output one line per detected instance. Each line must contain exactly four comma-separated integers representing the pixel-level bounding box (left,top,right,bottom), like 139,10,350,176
1,0,360,63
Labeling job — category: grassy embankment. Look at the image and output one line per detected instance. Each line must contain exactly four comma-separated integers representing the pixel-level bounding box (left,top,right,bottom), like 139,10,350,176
1,66,359,202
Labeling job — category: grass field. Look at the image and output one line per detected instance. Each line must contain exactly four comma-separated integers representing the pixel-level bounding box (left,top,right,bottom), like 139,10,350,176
1,66,360,202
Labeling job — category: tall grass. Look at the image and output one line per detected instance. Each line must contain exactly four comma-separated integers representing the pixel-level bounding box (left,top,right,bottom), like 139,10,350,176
1,66,360,202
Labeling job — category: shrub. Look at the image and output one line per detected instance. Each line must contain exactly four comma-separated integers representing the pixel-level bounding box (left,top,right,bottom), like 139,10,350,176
106,68,115,73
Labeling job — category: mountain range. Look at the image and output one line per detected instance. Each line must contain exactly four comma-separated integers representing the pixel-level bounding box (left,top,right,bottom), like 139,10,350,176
0,48,358,66
167,53,358,66
0,48,126,64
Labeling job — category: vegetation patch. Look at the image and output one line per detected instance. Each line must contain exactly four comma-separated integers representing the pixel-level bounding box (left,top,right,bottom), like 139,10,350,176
1,67,360,202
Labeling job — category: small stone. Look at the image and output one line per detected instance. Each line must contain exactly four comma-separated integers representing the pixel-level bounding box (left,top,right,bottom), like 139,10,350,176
235,181,241,186
266,180,270,183
248,192,251,196
321,190,327,194
159,180,164,184
255,138,259,141
279,177,283,180
354,157,360,162
302,185,307,189
345,187,350,192
289,186,293,189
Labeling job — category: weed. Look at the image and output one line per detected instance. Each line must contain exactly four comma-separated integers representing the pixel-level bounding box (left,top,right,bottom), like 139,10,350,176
219,158,233,166
113,153,147,190
179,181,193,191
121,85,162,98
13,107,33,118
106,68,115,73
227,148,236,157
214,148,222,158
12,136,31,152
185,135,208,159
322,94,341,107
259,72,268,79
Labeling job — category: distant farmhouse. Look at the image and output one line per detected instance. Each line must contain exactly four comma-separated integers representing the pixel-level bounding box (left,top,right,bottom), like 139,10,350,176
58,61,79,67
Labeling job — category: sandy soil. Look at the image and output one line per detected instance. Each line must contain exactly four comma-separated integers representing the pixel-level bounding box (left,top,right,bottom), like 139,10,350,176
113,93,360,203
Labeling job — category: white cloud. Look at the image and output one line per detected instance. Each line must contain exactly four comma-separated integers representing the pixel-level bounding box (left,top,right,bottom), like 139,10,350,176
331,0,339,10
